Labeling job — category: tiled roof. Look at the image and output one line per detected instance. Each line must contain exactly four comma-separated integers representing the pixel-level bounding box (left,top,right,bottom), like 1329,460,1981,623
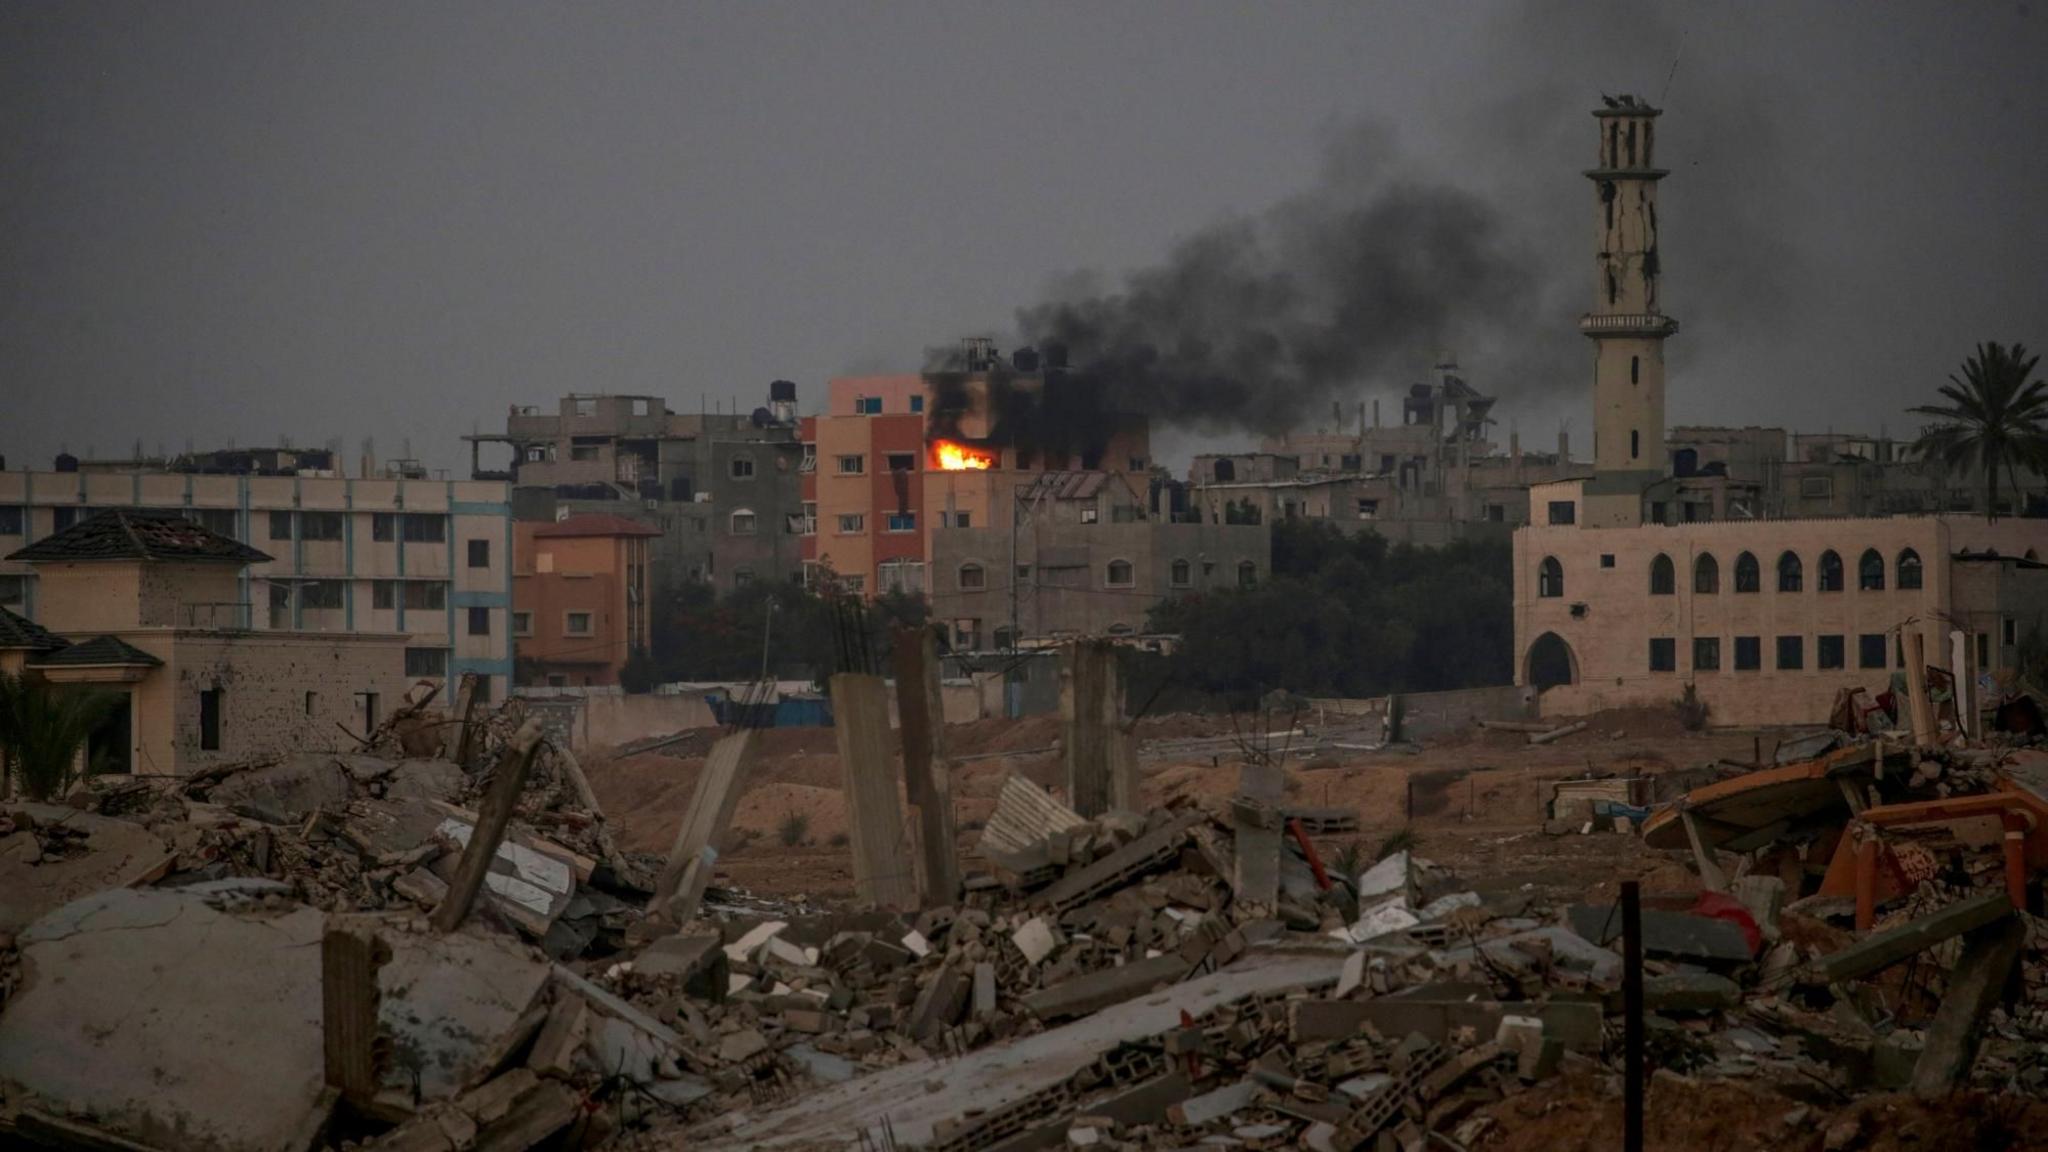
533,514,663,539
6,508,271,564
0,606,64,652
27,635,163,668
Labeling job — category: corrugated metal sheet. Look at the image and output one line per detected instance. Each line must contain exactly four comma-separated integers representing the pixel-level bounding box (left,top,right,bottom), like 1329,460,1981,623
977,776,1087,858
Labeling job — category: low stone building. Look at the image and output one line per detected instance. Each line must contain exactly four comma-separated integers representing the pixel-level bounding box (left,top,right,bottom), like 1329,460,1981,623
6,509,410,776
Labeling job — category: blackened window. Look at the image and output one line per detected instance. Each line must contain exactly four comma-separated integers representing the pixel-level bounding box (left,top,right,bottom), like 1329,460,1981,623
200,689,222,751
1649,638,1676,672
1818,634,1845,669
1819,550,1843,592
1734,552,1760,593
467,539,490,567
1693,637,1720,671
1778,552,1803,592
1859,634,1887,669
1777,636,1803,670
1734,636,1760,671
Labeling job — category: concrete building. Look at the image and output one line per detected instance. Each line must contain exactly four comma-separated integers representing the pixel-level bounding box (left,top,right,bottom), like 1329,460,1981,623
1663,425,2047,522
6,509,411,777
0,460,513,702
464,387,804,595
511,514,660,687
930,470,1269,648
1512,96,2048,727
1189,362,1583,544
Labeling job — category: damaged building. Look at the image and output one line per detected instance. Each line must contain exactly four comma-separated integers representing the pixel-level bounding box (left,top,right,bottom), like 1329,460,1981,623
1513,98,2048,727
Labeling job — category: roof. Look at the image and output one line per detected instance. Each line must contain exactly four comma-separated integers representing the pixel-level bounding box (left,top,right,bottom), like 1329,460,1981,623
0,607,64,652
533,514,663,540
7,508,270,565
27,635,164,669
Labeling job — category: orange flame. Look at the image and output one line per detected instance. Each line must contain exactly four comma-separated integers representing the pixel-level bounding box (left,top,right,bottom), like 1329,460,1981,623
932,439,996,471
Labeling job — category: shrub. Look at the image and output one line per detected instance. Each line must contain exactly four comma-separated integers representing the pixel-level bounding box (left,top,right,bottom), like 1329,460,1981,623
0,674,122,802
777,810,811,847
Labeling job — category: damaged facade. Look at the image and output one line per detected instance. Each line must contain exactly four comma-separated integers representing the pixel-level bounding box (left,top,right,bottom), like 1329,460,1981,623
1513,99,2047,727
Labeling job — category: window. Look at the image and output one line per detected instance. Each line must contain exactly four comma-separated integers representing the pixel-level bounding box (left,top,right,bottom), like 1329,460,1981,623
1631,430,1640,460
512,611,533,637
405,647,449,678
1817,634,1845,669
1778,552,1803,592
1897,548,1923,590
886,453,916,473
1734,552,1760,593
1547,500,1576,526
1357,499,1379,520
959,563,985,590
571,444,600,462
1777,635,1804,670
1735,636,1761,671
1800,475,1834,499
564,612,593,636
1080,508,1099,524
1170,559,1191,587
953,512,971,529
1649,638,1676,672
305,690,316,717
2006,617,2018,647
856,396,882,414
730,455,755,480
1694,553,1719,595
733,568,755,586
1237,561,1257,588
402,515,445,543
1977,632,1990,669
1106,559,1134,587
1693,637,1720,672
467,539,490,568
0,506,21,535
1630,355,1639,385
403,582,447,611
885,512,916,533
730,510,757,535
1818,550,1843,592
300,581,343,610
269,511,294,540
910,395,924,414
52,507,79,533
468,607,491,636
373,581,396,610
372,513,396,542
0,575,27,611
837,455,866,475
300,511,343,541
836,513,865,534
1859,634,1887,669
1649,554,1675,595
953,619,981,650
877,560,925,594
1537,557,1564,598
193,508,237,539
200,689,222,751
1858,548,1885,591
1600,554,1616,569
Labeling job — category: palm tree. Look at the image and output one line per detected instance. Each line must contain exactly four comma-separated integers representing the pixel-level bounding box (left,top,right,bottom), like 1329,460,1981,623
1910,342,2048,520
0,672,122,801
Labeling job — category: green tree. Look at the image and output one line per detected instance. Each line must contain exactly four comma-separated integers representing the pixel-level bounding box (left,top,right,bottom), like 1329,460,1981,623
1910,342,2048,520
0,673,122,801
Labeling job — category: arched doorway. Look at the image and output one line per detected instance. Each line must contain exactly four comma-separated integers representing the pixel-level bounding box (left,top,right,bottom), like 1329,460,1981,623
1525,632,1578,690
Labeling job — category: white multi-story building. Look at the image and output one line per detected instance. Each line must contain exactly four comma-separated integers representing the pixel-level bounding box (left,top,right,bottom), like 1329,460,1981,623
0,460,513,702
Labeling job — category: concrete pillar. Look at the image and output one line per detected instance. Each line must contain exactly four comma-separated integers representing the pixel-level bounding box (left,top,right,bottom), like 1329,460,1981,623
1904,631,1936,748
1062,640,1136,817
831,672,918,910
647,728,758,925
1232,758,1284,912
892,625,959,908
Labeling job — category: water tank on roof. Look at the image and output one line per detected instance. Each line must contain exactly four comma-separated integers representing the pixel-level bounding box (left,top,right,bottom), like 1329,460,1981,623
769,379,797,402
751,407,773,427
1011,346,1041,373
54,452,78,473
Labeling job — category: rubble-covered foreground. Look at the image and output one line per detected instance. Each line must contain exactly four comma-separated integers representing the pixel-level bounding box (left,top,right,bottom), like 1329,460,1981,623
1,700,2046,1152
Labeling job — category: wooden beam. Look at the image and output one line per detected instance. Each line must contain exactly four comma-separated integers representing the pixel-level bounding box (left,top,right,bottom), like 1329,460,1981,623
433,718,543,933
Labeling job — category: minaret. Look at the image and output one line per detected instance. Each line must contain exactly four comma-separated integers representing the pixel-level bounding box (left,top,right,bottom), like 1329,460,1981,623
1583,95,1676,484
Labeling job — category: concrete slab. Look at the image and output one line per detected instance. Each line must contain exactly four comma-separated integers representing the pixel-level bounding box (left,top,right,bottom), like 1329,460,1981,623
701,947,1347,1150
0,804,172,933
380,923,552,1101
208,754,355,824
1566,904,1752,964
0,882,329,1152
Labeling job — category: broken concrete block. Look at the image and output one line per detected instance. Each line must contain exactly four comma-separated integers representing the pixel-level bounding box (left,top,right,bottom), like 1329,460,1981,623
1019,953,1193,1022
1167,1078,1261,1126
908,965,970,1041
392,867,450,908
719,1028,770,1064
972,961,997,1020
763,936,810,968
1335,951,1366,999
529,997,589,1079
1012,917,1059,965
208,754,353,825
1338,898,1419,945
1355,851,1410,902
1806,891,2012,986
1643,971,1742,1013
902,928,932,958
1566,904,1752,964
1731,875,1785,938
725,920,789,965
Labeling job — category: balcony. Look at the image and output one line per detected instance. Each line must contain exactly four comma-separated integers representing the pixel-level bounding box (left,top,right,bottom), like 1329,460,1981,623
1579,312,1679,338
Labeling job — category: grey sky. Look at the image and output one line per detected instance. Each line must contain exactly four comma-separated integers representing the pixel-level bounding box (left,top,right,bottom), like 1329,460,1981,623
3,2,2044,474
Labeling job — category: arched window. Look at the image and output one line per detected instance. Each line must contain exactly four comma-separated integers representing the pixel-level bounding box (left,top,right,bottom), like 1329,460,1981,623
958,562,985,590
1694,553,1719,595
1105,559,1134,587
729,508,756,536
1538,557,1564,598
1237,561,1257,588
1858,549,1885,591
1169,559,1191,587
1734,552,1760,593
1818,550,1844,592
1649,554,1674,595
1778,551,1803,592
1897,548,1923,590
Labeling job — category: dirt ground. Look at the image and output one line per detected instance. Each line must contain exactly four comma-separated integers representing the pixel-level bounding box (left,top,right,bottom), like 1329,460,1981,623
581,706,1763,902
